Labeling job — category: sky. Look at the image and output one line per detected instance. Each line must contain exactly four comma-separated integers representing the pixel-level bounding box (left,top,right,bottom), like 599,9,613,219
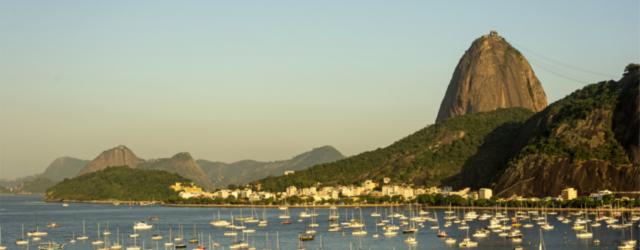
1,1,638,179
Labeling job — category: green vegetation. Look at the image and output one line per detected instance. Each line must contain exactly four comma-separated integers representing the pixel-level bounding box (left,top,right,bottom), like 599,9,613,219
256,108,534,191
514,80,631,165
46,166,191,202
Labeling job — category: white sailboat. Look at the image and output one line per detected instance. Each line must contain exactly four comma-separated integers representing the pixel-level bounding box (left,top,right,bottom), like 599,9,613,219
164,226,174,248
210,209,231,227
92,223,105,245
110,228,122,249
77,220,89,240
16,224,29,245
0,225,6,250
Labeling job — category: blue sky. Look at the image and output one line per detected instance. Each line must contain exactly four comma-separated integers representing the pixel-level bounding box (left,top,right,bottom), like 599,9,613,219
1,1,638,178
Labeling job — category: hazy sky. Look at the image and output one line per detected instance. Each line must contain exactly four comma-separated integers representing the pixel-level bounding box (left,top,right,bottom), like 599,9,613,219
1,1,638,179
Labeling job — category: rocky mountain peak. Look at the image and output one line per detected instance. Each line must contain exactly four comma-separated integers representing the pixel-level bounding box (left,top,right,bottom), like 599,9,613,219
436,31,548,122
77,145,141,176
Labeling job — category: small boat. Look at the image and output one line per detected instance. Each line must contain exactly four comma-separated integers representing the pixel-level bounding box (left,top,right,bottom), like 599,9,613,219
445,238,457,244
28,226,48,237
38,241,64,250
437,230,447,238
404,236,417,245
62,203,69,207
352,229,367,236
46,222,59,228
299,233,314,241
132,221,152,230
459,238,478,248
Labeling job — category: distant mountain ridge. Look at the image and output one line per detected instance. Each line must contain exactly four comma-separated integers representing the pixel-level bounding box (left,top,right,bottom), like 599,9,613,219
139,152,215,190
198,146,345,189
42,157,89,182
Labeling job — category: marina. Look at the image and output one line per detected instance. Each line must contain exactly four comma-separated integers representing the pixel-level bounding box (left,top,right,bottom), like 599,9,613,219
0,195,638,249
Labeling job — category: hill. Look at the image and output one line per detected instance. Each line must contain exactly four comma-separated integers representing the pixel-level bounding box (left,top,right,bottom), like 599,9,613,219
41,157,89,182
198,146,344,189
256,108,534,191
77,145,141,175
138,152,214,191
46,166,189,202
17,177,57,193
436,31,547,123
494,64,640,197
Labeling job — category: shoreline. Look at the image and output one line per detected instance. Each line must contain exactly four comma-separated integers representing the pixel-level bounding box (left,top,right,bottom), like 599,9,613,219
163,203,640,212
43,199,640,212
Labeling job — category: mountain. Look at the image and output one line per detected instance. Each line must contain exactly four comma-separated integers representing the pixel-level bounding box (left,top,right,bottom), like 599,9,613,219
198,146,344,189
255,109,534,191
77,145,141,175
138,152,214,191
46,166,189,202
41,157,89,182
17,177,57,193
436,31,547,123
493,64,640,197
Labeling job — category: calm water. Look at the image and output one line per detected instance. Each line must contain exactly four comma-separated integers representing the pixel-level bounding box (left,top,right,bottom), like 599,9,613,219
0,195,637,249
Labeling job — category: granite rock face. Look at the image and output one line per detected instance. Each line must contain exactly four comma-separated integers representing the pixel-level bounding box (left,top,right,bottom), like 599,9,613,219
436,31,548,123
77,145,141,175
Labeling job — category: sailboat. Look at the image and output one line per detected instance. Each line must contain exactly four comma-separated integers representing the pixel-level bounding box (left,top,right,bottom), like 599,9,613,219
110,228,122,249
77,220,89,240
164,226,174,248
0,225,6,250
351,208,367,236
538,228,546,250
68,232,76,244
371,206,381,217
92,223,105,245
125,234,141,250
16,224,29,245
258,208,268,227
458,227,478,248
618,215,637,250
188,224,199,243
151,223,162,240
210,209,231,227
174,225,187,248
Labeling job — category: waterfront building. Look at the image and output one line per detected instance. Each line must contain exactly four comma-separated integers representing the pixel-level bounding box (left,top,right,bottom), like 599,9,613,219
561,187,578,200
479,188,493,199
589,190,613,200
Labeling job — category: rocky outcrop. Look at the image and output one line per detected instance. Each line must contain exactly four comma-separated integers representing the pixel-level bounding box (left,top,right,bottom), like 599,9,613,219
494,66,640,197
436,31,547,123
41,157,88,182
138,152,215,191
77,145,141,176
